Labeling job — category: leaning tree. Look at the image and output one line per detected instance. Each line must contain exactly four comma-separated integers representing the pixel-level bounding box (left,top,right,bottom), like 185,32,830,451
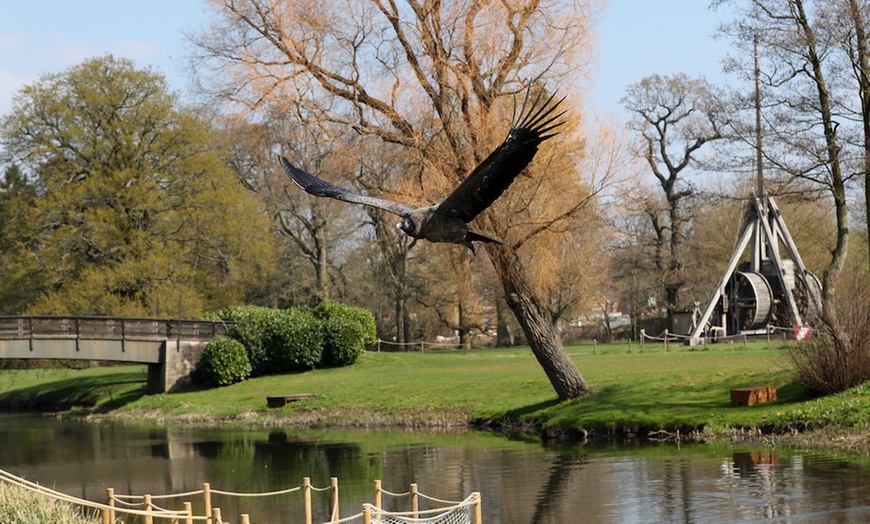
192,0,608,399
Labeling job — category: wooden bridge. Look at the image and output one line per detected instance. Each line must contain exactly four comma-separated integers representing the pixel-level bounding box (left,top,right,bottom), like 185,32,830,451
0,316,230,393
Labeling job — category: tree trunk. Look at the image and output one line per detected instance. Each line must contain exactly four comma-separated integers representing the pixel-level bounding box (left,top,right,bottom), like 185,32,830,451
315,229,329,304
849,0,870,270
495,291,514,347
395,294,406,346
486,244,590,400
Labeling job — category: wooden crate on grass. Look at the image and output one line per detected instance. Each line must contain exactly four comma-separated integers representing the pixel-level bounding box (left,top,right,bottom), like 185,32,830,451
730,386,776,406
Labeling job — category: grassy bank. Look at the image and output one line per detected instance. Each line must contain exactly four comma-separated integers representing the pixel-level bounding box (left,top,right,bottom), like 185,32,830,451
0,479,102,524
2,341,868,446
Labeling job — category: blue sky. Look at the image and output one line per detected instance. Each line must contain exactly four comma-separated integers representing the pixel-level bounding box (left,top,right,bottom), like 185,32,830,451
0,0,733,118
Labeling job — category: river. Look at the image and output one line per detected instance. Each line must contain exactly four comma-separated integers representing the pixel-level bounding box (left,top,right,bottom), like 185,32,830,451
1,414,870,523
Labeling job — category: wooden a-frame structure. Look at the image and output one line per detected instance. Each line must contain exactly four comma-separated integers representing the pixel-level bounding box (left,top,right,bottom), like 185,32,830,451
687,196,822,345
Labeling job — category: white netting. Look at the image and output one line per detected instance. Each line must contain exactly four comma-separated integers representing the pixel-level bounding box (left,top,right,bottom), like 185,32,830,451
374,505,473,524
328,493,480,524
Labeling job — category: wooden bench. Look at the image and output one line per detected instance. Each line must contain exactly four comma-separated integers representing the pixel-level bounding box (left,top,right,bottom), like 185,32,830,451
267,394,318,408
730,386,776,406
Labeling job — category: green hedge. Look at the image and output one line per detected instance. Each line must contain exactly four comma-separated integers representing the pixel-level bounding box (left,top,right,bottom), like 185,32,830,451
200,335,252,387
315,302,377,367
219,305,273,376
265,306,323,372
205,302,377,386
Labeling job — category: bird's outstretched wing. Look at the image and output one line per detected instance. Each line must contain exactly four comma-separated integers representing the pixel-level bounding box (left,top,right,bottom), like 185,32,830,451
279,156,414,218
435,88,566,223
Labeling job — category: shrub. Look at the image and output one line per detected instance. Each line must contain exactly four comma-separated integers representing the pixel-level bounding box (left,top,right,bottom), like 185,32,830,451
789,271,870,396
315,302,377,367
265,307,323,373
200,335,252,387
218,305,273,376
206,302,377,375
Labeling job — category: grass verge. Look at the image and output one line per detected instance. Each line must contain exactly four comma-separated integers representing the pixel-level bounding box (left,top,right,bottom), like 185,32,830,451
2,341,869,448
0,480,104,524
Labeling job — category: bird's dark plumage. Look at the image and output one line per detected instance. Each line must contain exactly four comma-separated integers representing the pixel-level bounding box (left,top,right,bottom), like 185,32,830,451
279,87,565,252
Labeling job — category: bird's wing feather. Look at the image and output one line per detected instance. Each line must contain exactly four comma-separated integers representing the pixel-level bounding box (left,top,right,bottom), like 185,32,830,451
279,156,414,218
435,88,566,223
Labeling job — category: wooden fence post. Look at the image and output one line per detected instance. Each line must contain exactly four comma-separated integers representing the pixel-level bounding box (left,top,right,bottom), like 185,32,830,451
664,329,669,351
212,508,221,524
330,477,340,522
144,494,153,524
640,329,645,349
106,488,115,523
373,480,382,521
241,514,250,524
472,492,483,524
410,483,419,519
184,502,193,524
303,477,312,524
203,483,212,524
362,503,372,524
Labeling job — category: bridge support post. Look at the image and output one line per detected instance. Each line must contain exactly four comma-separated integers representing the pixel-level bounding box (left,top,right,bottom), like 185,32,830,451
147,340,209,394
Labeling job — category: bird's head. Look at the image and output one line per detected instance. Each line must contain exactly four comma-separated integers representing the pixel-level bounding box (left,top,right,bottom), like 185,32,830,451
397,218,414,235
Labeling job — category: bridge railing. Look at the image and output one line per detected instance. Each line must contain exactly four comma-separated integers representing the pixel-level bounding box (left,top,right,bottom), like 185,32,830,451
0,316,231,342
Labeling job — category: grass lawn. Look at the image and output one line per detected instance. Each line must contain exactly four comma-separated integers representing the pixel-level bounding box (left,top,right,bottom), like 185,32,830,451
1,340,869,440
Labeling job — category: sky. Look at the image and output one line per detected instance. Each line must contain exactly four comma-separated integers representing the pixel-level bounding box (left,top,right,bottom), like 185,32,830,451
0,0,734,119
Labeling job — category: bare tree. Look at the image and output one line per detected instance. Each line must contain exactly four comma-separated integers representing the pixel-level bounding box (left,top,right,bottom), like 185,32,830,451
621,73,727,326
192,0,606,399
717,0,853,329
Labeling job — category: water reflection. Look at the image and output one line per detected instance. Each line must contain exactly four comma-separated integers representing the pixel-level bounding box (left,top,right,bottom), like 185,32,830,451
1,414,869,523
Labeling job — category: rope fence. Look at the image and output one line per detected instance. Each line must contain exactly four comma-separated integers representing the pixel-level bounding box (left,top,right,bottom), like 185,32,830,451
640,325,801,350
375,339,478,352
0,468,481,524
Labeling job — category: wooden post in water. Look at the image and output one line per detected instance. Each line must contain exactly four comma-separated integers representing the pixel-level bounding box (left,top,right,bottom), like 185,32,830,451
410,483,419,519
203,483,212,524
303,477,312,524
184,502,193,524
330,477,340,522
144,494,153,524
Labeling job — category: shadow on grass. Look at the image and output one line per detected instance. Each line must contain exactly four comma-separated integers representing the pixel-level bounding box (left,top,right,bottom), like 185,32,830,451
502,398,562,419
0,367,147,412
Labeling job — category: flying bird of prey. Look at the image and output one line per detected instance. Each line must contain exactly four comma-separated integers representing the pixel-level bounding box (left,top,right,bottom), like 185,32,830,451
279,88,565,252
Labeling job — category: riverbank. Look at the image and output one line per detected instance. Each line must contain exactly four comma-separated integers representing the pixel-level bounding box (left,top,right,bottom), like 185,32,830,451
1,341,868,452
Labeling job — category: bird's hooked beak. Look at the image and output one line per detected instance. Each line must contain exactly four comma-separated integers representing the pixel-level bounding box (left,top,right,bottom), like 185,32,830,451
396,222,403,230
